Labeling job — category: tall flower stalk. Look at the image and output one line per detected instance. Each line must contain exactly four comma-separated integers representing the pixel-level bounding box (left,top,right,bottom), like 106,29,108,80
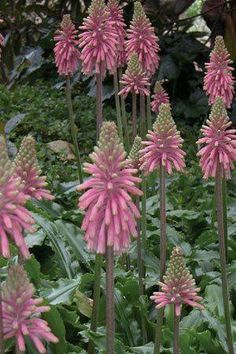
197,97,236,354
119,53,150,140
140,104,185,353
54,15,83,183
151,247,203,354
77,122,142,353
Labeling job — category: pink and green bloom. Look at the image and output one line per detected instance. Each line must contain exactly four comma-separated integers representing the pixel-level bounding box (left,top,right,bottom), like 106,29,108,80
151,247,204,316
107,0,126,68
126,135,142,170
0,137,34,258
77,122,142,254
54,15,80,76
119,53,150,97
14,136,54,201
126,1,159,76
204,36,234,108
140,104,186,175
197,97,236,179
79,0,118,76
2,265,58,353
151,81,169,113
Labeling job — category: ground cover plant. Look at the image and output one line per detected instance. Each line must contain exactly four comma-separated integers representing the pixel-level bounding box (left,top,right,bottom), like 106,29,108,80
0,1,236,353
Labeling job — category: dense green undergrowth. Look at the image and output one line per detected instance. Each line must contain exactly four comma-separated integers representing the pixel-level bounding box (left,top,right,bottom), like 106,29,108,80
1,80,236,353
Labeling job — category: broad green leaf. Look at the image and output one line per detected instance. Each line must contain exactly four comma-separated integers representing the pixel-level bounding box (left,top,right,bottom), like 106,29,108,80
205,284,224,317
75,290,93,318
41,278,80,305
42,306,67,354
131,342,154,353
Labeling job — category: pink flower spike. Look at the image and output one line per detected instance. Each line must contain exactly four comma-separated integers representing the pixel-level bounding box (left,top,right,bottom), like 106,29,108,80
107,0,126,68
140,103,186,175
14,136,54,201
54,14,80,77
150,247,204,316
0,137,34,259
79,0,118,77
2,265,58,353
126,1,160,76
204,36,235,108
119,53,150,97
0,33,4,61
197,97,236,179
77,122,142,254
151,81,170,113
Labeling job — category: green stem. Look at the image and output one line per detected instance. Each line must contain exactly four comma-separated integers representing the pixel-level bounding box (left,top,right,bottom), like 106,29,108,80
154,166,167,354
140,95,146,138
222,176,228,261
65,77,83,184
118,68,130,151
215,165,234,354
87,255,103,354
146,95,152,131
0,277,4,354
113,71,123,143
106,246,115,354
173,308,180,354
141,175,147,275
132,92,137,140
96,73,103,139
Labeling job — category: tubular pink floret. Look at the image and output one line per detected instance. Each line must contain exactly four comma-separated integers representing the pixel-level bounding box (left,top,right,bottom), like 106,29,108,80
151,81,169,113
79,0,118,76
197,97,236,179
54,14,80,76
126,1,160,76
0,137,35,259
140,103,186,175
119,52,150,97
14,136,54,201
151,247,204,316
2,265,58,353
204,36,234,108
77,122,142,254
107,0,126,68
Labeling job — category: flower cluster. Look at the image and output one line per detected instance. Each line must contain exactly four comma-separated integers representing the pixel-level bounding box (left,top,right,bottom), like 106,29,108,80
151,81,169,113
140,104,186,175
77,122,142,254
119,53,150,97
204,36,234,108
79,0,118,76
14,135,54,200
126,1,159,76
197,97,236,179
2,265,58,353
126,135,142,170
0,137,34,258
54,15,80,76
107,0,126,68
151,247,204,316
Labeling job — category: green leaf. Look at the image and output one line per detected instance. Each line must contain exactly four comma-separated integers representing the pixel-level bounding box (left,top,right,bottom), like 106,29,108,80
131,342,154,353
42,306,67,354
24,256,41,287
41,278,80,305
75,290,93,318
205,284,224,317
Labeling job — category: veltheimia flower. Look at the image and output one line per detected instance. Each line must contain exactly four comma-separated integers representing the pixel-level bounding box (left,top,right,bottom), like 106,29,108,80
54,14,80,76
2,265,58,353
79,0,118,76
14,135,54,200
119,52,150,97
0,137,34,258
126,1,159,76
140,103,186,175
204,36,234,108
197,96,236,179
77,122,142,254
151,246,204,316
151,81,169,113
